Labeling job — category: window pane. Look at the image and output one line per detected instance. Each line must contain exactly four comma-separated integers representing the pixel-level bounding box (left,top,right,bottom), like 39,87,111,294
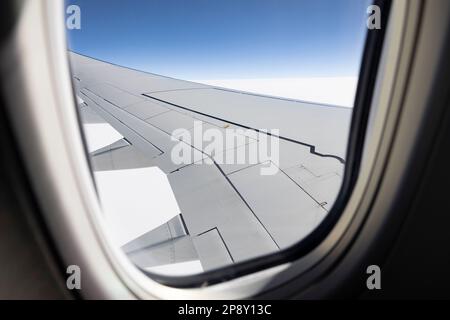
65,0,371,278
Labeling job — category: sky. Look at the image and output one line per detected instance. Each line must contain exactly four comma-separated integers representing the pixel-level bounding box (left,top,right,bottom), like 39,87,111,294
66,0,371,81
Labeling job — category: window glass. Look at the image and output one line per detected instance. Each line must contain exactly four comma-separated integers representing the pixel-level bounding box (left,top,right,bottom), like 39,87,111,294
65,0,372,278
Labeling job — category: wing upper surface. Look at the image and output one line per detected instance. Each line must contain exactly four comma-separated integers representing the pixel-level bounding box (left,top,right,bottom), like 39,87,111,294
70,52,347,274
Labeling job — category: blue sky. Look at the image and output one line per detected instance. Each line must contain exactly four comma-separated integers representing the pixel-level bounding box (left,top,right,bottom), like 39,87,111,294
66,0,371,80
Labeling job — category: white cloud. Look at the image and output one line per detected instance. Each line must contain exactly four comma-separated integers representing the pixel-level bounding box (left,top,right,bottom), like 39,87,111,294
94,167,181,247
83,123,123,153
194,77,358,108
146,260,203,276
76,95,85,105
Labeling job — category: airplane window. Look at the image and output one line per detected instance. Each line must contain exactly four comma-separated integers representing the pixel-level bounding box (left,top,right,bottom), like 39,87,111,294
65,0,374,282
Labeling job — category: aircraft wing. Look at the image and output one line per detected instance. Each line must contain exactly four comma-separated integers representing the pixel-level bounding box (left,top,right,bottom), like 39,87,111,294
69,52,349,275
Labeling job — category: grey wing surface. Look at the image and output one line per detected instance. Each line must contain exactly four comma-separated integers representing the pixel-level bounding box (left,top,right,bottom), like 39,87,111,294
70,52,349,274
